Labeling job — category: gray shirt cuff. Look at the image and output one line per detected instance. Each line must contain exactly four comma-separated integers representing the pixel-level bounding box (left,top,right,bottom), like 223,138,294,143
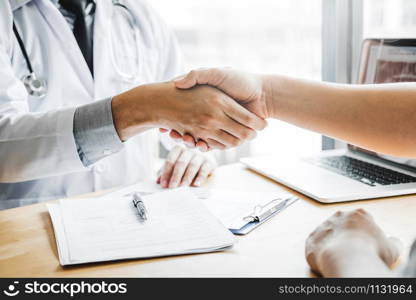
73,97,124,167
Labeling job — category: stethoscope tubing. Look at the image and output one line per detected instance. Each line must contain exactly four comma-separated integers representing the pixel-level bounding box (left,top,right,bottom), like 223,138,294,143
13,22,34,74
12,0,139,98
108,2,141,82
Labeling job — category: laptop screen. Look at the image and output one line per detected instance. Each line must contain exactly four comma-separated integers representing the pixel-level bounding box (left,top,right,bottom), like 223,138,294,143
349,39,416,168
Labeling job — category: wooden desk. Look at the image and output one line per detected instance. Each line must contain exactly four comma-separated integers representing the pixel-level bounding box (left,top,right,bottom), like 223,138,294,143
1,163,415,277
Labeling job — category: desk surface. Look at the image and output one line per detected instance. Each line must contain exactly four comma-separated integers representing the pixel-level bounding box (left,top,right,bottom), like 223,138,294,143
1,163,416,277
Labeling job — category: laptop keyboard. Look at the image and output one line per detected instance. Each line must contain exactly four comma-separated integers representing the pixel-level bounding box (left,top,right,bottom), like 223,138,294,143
308,155,416,186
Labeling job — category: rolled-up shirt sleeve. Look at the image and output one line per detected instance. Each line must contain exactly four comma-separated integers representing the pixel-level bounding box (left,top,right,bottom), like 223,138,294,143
73,97,124,166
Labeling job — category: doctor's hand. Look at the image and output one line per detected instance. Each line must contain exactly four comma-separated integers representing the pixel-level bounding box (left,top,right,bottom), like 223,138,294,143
305,209,402,277
112,81,266,150
170,68,270,150
157,145,216,188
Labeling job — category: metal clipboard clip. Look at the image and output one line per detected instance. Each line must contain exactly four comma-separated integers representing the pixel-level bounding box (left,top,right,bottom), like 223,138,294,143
243,196,298,223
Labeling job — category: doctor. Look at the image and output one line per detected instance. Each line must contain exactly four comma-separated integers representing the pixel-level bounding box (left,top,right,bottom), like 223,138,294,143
0,0,266,209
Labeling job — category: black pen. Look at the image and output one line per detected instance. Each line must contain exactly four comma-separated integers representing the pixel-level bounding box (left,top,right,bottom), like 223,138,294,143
132,192,148,221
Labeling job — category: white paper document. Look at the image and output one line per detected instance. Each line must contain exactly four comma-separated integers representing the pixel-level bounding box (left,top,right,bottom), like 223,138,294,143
94,182,296,231
48,188,235,266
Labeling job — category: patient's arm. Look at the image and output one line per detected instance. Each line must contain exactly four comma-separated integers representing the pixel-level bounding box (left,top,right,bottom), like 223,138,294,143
305,209,401,277
174,68,416,158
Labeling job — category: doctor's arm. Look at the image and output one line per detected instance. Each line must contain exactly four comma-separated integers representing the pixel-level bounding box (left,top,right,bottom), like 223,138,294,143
74,101,217,188
173,68,416,158
111,81,266,146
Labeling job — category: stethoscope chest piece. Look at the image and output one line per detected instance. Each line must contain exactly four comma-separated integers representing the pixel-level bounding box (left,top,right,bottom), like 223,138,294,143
13,22,47,99
22,73,47,99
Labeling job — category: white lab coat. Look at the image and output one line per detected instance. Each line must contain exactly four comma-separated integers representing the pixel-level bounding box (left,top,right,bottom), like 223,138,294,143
0,0,183,208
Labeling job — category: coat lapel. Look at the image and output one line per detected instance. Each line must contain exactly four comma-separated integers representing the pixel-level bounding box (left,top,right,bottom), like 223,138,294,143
33,0,94,97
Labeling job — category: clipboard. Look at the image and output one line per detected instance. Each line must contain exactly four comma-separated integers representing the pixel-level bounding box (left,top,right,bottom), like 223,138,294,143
229,196,299,235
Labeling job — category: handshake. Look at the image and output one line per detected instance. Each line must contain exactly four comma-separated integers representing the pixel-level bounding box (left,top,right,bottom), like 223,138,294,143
112,68,273,151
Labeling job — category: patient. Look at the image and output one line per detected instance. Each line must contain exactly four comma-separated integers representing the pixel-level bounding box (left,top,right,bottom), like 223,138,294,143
167,67,416,277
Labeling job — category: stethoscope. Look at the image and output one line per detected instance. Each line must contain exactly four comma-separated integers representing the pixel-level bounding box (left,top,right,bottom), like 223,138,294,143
108,0,141,83
12,0,140,99
13,22,48,99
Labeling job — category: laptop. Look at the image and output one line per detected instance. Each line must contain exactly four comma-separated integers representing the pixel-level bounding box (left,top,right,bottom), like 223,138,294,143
241,39,416,203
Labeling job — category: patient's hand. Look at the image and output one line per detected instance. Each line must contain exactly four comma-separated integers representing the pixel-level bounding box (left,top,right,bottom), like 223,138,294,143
305,209,402,277
164,68,270,150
